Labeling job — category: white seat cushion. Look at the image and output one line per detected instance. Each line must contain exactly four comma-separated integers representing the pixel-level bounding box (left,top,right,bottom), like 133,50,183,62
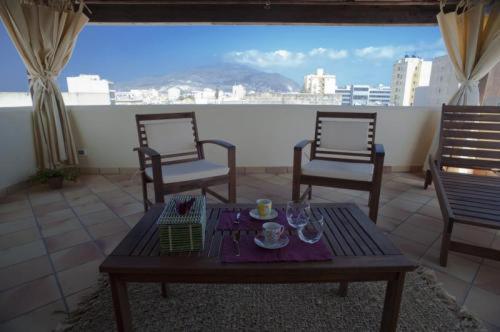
145,159,229,184
302,159,373,182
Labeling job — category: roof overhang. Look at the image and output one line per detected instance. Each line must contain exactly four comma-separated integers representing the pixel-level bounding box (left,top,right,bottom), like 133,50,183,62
84,0,458,25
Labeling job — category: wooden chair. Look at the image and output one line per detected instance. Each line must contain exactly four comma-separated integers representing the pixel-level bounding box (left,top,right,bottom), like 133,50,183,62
293,112,385,222
135,112,236,210
429,105,500,266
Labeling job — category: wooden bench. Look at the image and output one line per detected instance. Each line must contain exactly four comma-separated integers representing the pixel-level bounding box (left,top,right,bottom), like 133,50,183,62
429,105,500,266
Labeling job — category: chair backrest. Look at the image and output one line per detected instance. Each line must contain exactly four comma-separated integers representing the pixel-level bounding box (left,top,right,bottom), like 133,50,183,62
136,112,203,166
437,105,500,171
312,112,377,164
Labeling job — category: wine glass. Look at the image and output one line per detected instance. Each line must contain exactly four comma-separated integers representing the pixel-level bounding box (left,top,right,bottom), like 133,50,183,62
298,215,325,244
286,201,310,229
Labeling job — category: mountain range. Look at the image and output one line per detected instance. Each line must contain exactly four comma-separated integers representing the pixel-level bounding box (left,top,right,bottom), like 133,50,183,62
115,63,301,93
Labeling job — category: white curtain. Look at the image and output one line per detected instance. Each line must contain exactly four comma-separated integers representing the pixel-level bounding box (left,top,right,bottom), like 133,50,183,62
0,0,88,169
425,0,500,172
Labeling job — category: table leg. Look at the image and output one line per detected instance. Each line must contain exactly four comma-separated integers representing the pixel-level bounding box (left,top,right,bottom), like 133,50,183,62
380,272,405,332
161,282,168,298
109,275,133,332
338,282,348,297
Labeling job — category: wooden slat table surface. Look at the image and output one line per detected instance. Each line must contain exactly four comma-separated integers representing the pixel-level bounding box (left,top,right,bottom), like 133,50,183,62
100,203,416,332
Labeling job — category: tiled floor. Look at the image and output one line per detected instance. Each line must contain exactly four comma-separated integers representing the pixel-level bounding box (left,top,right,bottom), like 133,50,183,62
1,172,500,331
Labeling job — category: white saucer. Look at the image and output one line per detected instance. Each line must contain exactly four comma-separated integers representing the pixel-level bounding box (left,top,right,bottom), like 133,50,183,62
254,234,289,250
249,208,278,221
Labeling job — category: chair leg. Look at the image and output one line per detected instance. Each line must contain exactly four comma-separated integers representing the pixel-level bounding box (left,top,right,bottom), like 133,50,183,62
368,187,381,223
440,221,453,267
228,179,236,203
307,185,312,200
424,170,433,189
141,179,149,212
292,179,301,202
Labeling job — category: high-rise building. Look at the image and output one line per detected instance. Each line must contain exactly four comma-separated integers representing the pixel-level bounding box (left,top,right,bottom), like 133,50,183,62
414,55,459,106
304,68,337,95
390,56,432,106
335,84,391,106
368,85,392,106
66,74,115,105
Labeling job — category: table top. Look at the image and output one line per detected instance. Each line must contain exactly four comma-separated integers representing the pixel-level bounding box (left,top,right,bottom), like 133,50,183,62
100,203,416,283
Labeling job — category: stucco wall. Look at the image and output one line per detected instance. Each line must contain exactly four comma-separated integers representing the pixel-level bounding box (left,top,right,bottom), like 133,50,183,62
69,105,440,170
0,107,37,192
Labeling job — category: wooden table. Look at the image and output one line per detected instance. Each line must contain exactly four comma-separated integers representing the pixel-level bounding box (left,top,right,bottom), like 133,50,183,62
100,203,416,332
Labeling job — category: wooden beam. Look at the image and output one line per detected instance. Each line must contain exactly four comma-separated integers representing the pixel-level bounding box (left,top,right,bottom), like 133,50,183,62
86,3,448,24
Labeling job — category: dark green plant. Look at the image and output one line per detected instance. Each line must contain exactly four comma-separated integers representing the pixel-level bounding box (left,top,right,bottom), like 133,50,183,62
30,167,79,184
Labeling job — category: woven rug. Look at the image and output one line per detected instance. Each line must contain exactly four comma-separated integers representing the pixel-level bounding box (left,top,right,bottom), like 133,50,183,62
61,267,484,331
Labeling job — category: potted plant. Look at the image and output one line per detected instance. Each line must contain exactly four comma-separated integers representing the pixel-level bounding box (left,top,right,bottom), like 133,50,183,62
30,167,79,189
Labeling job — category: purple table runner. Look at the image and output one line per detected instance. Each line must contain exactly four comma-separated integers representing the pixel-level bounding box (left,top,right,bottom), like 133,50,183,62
217,209,292,231
221,234,333,263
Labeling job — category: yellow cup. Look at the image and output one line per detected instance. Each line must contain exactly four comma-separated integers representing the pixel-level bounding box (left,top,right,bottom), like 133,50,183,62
256,199,272,217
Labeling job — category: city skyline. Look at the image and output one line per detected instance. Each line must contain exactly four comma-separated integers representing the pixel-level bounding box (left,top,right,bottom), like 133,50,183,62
0,24,445,91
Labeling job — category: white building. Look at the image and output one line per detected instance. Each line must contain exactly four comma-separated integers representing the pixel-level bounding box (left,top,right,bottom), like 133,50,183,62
167,87,181,102
414,55,460,106
390,56,432,106
232,85,246,100
304,68,337,95
335,84,391,106
368,85,392,106
66,74,115,105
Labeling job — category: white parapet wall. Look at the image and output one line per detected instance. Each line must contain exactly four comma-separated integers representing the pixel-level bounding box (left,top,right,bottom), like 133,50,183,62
0,107,37,192
69,105,440,172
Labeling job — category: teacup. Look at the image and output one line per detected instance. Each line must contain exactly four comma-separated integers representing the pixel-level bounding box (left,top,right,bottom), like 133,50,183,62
256,199,272,217
262,222,284,243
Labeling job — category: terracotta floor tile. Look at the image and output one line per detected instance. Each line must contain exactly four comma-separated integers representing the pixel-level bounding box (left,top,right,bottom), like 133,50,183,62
376,215,403,233
0,240,46,268
0,210,34,225
397,191,433,204
464,286,500,328
122,212,144,228
0,193,28,205
417,204,443,220
379,205,412,221
57,259,102,296
474,264,500,296
39,217,82,238
67,194,100,207
0,201,31,215
0,217,36,236
0,275,61,322
79,209,116,226
451,224,496,248
32,201,69,218
385,198,423,213
86,218,129,239
432,269,470,305
421,249,481,283
0,227,40,250
393,222,440,246
65,287,94,313
45,229,91,253
0,256,53,292
36,208,76,225
404,213,443,233
0,300,66,332
72,201,108,216
387,233,429,261
61,187,92,201
95,231,128,255
51,242,103,272
29,191,64,207
112,202,144,218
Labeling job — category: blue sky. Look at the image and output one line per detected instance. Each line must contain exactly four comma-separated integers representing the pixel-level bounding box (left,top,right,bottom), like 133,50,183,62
0,24,445,91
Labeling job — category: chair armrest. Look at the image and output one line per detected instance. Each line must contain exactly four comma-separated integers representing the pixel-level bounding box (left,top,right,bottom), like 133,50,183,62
294,139,313,151
428,155,454,220
198,139,235,151
133,146,161,158
373,144,385,157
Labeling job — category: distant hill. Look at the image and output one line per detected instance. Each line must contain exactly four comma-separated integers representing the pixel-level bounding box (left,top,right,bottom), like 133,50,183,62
115,63,301,93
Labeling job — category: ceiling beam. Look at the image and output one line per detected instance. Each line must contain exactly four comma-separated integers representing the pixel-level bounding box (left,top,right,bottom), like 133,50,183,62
84,1,457,24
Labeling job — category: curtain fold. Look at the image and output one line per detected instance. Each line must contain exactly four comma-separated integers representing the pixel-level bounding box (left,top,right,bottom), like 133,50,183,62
0,0,88,169
424,1,500,172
